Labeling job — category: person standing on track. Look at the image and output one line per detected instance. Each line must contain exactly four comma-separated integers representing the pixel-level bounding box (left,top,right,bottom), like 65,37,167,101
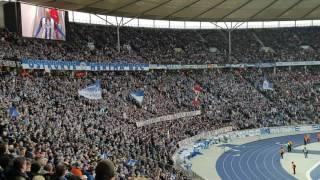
292,161,296,175
304,135,306,145
317,133,320,142
287,141,292,152
280,146,285,159
303,146,308,158
307,134,311,144
304,135,308,145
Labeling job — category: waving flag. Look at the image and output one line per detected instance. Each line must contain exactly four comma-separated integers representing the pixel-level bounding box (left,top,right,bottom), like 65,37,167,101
192,97,201,107
78,80,102,100
9,105,19,118
127,159,138,167
130,90,144,105
193,84,203,94
262,79,273,91
192,84,202,107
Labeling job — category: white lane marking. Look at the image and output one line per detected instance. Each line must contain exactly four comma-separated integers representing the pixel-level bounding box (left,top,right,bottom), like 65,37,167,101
246,143,265,179
236,148,251,180
271,147,290,180
262,143,280,180
255,142,278,180
222,152,233,180
230,154,242,180
254,145,269,179
306,160,320,180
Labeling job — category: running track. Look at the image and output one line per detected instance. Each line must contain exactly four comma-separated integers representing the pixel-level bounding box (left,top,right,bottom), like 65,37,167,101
216,133,319,180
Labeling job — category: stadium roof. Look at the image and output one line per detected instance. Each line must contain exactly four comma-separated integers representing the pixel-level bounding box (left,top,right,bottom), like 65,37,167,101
22,0,320,22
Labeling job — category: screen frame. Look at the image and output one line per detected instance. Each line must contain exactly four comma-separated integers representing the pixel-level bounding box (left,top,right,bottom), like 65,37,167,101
19,2,68,41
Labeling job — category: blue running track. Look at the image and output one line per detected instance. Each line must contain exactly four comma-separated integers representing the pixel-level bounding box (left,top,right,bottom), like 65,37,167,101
216,133,319,180
310,164,320,180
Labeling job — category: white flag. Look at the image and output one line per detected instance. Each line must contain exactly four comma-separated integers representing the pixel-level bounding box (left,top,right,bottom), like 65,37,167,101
78,80,102,100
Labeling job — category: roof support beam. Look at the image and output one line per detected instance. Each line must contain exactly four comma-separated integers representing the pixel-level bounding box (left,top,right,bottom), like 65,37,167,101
210,21,245,31
24,0,320,22
122,17,136,26
231,22,245,31
189,0,227,21
246,0,278,21
301,3,320,19
93,14,116,26
121,0,173,25
210,22,230,30
138,0,173,17
101,0,144,14
117,17,124,26
160,0,201,20
117,0,173,27
76,0,103,11
273,0,303,20
217,0,254,22
223,22,229,30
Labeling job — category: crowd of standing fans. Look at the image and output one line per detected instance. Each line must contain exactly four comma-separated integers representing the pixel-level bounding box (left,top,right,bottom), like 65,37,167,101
1,24,320,63
0,67,319,179
0,23,320,180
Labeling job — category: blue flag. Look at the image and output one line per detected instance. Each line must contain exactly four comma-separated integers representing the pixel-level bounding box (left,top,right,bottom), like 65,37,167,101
262,79,273,91
9,106,19,118
127,159,138,166
130,90,144,105
78,80,102,100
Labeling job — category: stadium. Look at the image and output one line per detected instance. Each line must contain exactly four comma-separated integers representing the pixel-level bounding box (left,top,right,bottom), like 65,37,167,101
0,0,320,179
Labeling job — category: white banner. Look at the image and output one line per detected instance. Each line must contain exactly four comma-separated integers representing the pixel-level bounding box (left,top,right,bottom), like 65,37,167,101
0,60,19,67
15,60,320,71
276,61,320,66
78,89,102,100
78,81,102,100
136,110,201,127
21,59,149,71
149,64,209,70
270,126,296,134
178,126,233,147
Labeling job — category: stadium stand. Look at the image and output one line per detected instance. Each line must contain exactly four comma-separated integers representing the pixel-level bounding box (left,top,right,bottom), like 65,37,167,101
0,21,320,179
1,24,320,64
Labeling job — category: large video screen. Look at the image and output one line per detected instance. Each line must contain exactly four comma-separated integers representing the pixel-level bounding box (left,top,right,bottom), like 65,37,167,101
21,3,66,40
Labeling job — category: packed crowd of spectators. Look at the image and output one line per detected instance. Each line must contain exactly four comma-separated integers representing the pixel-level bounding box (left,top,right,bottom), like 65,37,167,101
243,67,320,124
0,23,320,180
1,24,320,64
0,66,319,179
